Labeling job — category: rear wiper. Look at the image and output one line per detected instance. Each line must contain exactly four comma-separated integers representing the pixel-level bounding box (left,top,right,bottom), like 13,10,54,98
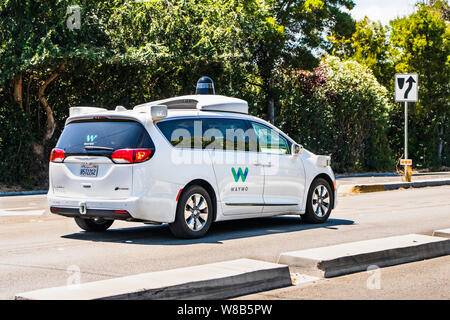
84,146,114,151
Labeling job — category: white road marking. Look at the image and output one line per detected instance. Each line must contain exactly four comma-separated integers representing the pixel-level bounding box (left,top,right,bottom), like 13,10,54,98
0,207,39,211
0,209,45,217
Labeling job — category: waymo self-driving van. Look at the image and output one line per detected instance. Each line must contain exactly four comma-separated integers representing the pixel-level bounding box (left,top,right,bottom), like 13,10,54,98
48,79,336,238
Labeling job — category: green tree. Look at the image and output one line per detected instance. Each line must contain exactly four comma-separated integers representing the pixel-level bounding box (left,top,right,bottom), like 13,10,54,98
279,56,394,172
390,0,450,168
329,17,394,86
0,0,116,152
106,0,258,98
244,0,356,124
0,0,274,186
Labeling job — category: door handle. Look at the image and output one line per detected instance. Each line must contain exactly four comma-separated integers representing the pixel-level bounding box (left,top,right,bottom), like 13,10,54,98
253,162,272,167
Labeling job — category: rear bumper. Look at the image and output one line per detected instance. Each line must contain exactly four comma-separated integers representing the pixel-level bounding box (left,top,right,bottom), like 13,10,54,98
47,193,141,220
50,206,133,221
47,189,178,223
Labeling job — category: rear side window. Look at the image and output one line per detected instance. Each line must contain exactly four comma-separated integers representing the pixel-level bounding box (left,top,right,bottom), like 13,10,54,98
156,118,256,151
202,118,256,151
156,119,203,149
56,120,154,154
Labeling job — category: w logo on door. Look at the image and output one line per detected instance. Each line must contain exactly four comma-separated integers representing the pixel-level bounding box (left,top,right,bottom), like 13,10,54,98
86,135,97,142
232,167,248,182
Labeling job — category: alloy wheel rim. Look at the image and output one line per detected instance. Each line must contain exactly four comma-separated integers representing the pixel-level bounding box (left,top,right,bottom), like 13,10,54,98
312,185,330,217
184,193,208,231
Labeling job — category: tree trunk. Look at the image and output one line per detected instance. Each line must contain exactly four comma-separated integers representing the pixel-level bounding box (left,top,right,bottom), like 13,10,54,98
437,118,444,166
38,62,66,143
267,77,275,124
13,73,23,110
26,75,32,114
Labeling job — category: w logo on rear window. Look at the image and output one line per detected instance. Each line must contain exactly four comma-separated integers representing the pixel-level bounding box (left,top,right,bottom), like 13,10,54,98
86,135,97,142
232,167,248,182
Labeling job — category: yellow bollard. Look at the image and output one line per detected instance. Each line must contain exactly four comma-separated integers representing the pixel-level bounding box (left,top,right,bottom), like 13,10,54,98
403,165,412,182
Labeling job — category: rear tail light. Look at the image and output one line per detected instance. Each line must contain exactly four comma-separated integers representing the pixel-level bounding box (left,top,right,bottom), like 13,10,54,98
111,149,153,164
50,148,65,163
135,149,152,162
114,210,129,214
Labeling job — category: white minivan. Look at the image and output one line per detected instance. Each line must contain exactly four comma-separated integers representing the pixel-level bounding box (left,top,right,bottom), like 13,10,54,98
48,94,337,238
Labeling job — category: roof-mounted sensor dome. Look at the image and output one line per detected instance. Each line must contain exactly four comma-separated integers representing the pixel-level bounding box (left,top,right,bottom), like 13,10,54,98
196,76,215,95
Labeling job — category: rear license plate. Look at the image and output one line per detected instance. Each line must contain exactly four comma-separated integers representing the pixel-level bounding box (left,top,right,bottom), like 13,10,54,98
80,164,98,177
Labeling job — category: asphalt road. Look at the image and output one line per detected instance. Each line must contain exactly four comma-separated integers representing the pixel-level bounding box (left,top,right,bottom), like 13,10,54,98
0,186,449,300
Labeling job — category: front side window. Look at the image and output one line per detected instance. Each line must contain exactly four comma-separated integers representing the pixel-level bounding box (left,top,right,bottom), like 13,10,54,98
250,122,290,155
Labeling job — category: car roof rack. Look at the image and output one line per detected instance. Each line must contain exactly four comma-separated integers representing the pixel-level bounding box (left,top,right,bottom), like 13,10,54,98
133,95,248,114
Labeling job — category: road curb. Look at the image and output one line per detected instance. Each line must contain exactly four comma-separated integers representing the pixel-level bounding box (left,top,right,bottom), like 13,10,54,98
278,234,450,278
0,190,47,197
15,258,292,300
336,172,398,178
335,171,450,179
433,228,450,239
341,179,450,194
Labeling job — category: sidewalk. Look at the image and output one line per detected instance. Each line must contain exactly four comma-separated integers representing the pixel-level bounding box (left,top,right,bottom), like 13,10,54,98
337,171,450,195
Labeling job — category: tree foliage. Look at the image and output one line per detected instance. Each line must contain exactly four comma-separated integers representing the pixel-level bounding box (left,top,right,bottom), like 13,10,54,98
0,0,449,188
279,56,393,172
329,17,394,86
329,0,450,169
390,0,450,168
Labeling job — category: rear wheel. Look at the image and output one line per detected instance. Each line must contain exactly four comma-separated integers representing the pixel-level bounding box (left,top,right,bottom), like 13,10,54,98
74,217,114,232
169,185,213,239
302,178,333,224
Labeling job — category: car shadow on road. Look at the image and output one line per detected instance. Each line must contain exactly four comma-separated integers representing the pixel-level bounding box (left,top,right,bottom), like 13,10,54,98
61,216,354,246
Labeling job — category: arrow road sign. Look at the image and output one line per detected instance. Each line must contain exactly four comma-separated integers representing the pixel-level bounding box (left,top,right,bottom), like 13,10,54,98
395,74,418,102
395,73,418,182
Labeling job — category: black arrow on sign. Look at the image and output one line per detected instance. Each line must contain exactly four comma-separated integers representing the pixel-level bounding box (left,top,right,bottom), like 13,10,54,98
397,77,405,90
404,76,416,99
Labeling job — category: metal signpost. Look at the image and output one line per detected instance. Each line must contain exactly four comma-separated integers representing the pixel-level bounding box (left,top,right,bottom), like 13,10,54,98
395,73,418,182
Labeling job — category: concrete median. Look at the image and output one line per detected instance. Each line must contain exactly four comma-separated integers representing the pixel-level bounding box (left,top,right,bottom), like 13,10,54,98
15,258,292,300
433,228,450,239
278,234,450,278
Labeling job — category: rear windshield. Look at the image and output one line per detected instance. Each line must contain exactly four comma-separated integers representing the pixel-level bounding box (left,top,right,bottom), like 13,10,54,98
56,120,154,155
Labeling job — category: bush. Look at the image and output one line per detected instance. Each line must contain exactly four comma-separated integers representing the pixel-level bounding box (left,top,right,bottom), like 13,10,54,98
279,56,394,173
0,100,39,188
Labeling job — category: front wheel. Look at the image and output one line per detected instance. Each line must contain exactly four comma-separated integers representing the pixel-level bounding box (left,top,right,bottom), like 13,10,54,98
302,178,333,224
169,185,213,239
74,217,114,232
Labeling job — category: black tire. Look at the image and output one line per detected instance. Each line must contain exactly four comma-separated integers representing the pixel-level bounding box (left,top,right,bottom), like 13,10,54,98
169,185,214,239
302,178,333,224
74,217,114,232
